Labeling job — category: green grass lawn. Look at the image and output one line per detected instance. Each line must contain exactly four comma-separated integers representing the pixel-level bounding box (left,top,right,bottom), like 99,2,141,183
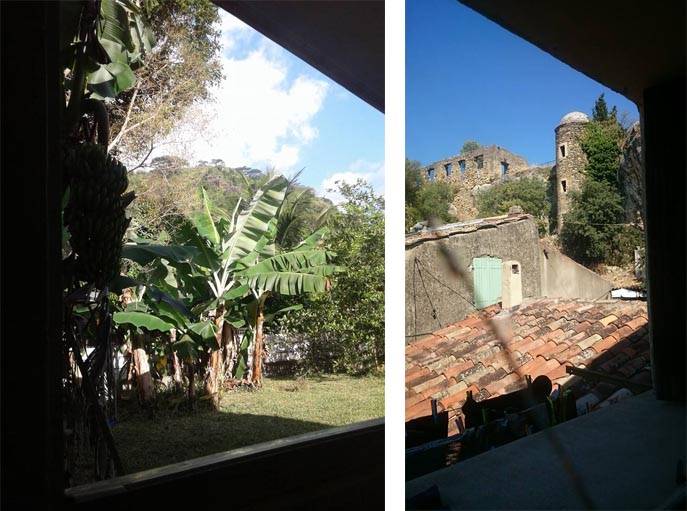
111,374,384,475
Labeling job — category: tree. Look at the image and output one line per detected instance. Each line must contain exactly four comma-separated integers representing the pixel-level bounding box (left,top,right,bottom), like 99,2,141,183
413,181,456,225
560,180,641,265
405,159,425,229
580,120,623,187
405,159,423,205
460,140,481,154
151,155,189,173
592,93,609,122
107,0,223,160
281,181,384,374
476,177,550,235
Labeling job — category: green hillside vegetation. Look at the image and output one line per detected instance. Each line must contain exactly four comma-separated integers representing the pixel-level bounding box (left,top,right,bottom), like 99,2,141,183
128,163,333,247
476,177,550,235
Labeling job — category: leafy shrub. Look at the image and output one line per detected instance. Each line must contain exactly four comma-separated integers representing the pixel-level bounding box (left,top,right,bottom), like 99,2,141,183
280,181,384,375
405,158,456,230
560,180,641,266
476,177,550,235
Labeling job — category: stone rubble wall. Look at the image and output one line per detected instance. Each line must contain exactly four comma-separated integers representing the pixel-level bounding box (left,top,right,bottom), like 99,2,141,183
619,122,644,225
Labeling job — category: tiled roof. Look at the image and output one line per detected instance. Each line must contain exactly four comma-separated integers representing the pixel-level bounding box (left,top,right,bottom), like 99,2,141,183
406,298,650,432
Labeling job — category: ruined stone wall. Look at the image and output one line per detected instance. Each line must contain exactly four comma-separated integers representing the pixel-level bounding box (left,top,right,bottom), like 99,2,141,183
555,122,588,229
422,145,531,221
619,122,644,225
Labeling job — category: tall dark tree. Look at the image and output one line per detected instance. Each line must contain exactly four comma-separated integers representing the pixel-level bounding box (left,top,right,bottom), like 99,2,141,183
592,93,609,122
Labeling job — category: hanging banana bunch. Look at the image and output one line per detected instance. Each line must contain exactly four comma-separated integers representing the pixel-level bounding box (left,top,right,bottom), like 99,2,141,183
64,143,135,288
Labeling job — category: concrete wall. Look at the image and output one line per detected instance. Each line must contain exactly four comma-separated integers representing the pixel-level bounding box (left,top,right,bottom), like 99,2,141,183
539,242,613,300
405,216,541,340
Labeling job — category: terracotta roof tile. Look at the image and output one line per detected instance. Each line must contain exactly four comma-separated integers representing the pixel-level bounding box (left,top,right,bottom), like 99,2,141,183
411,374,445,394
443,359,475,380
406,298,650,428
529,341,559,359
592,335,620,354
545,362,570,381
405,366,430,383
485,371,523,396
578,334,603,351
598,314,618,326
626,317,648,331
573,321,593,333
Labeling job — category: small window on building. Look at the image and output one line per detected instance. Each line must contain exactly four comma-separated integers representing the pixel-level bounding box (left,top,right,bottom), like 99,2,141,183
459,160,466,174
444,163,452,177
427,167,435,181
511,264,520,274
561,179,567,192
560,144,566,158
501,161,509,177
475,155,484,169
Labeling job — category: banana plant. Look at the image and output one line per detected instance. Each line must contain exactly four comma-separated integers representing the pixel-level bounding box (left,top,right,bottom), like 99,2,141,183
120,175,341,398
63,0,157,135
233,227,339,384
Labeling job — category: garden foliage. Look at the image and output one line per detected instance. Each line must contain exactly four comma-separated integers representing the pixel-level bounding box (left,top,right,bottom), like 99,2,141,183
405,159,456,230
476,177,550,235
281,181,385,374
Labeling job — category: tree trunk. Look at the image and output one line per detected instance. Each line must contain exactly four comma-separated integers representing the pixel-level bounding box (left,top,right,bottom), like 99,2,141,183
187,362,196,408
250,296,267,386
169,329,183,386
132,332,153,403
205,304,224,409
222,322,237,379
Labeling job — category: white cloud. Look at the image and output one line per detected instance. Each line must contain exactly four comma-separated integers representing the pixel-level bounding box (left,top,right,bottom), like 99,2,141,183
319,160,385,203
151,11,329,172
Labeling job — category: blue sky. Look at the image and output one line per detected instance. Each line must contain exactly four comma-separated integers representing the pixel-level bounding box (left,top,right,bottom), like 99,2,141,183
406,0,640,166
155,10,384,202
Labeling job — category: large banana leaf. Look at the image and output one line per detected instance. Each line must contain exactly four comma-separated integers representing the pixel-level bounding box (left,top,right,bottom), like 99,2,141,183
113,311,174,332
235,249,339,295
237,270,335,296
100,0,134,51
223,175,288,268
293,227,330,251
172,219,220,272
232,218,278,270
237,250,336,274
186,321,217,348
121,244,201,266
191,188,220,247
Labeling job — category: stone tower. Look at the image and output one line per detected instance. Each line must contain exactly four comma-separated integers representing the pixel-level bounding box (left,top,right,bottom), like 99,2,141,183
554,111,589,231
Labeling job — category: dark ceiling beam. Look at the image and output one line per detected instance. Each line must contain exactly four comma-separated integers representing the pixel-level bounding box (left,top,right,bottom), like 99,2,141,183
458,0,686,106
214,0,384,112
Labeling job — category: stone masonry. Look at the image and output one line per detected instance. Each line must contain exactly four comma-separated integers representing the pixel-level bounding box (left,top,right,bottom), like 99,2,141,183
423,145,530,221
554,112,589,229
421,112,643,231
619,121,644,225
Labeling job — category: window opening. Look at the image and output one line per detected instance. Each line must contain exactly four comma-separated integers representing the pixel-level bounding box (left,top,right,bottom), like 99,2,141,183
561,179,567,192
560,144,566,158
